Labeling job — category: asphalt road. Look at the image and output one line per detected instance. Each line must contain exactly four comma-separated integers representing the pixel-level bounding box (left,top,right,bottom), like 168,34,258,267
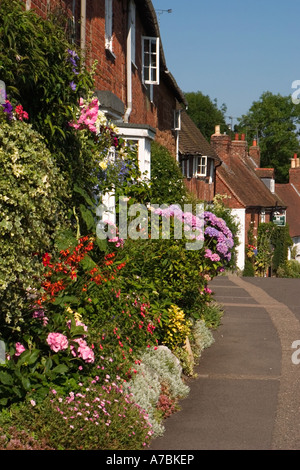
149,274,300,451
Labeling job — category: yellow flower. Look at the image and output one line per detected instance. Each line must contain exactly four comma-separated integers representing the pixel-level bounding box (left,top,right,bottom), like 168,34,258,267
99,160,108,170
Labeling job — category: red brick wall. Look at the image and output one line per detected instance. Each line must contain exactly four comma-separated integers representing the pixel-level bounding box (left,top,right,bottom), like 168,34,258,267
22,0,73,20
20,0,179,158
184,178,215,203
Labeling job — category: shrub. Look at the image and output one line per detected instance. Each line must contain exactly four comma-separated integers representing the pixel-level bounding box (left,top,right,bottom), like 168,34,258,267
0,110,69,337
190,319,215,359
198,301,224,329
277,260,300,278
0,0,94,195
124,346,190,437
243,259,255,277
0,379,153,450
162,305,192,350
150,141,188,205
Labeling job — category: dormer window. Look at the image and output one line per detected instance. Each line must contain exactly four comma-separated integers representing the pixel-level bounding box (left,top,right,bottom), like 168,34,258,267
193,156,207,177
142,36,160,85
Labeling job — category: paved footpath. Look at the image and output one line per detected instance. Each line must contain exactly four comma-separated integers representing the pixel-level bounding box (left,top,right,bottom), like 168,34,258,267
150,274,300,450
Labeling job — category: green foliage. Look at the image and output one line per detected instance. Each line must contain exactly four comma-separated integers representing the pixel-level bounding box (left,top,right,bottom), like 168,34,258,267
150,141,188,205
243,259,255,277
277,260,300,278
184,91,229,140
0,0,98,207
255,222,292,275
197,300,224,329
237,92,300,183
244,222,292,277
0,114,69,336
271,224,292,273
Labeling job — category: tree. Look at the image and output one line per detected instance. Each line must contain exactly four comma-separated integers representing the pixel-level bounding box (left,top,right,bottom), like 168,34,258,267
237,92,300,183
184,91,229,141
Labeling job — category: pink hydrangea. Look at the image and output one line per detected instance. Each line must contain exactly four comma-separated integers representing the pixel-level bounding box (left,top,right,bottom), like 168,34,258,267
47,332,69,352
15,342,26,356
71,338,95,363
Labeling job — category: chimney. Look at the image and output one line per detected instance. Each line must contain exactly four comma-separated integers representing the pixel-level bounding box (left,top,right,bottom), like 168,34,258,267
230,134,248,161
289,153,300,191
249,139,261,168
210,125,231,164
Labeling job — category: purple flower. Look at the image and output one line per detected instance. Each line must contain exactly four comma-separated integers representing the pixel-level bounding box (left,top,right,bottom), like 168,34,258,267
70,81,76,91
205,226,220,238
67,49,79,74
2,100,13,120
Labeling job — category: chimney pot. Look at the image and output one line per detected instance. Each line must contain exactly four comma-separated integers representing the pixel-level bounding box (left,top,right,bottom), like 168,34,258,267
252,139,257,147
241,133,245,141
235,133,239,140
214,125,220,135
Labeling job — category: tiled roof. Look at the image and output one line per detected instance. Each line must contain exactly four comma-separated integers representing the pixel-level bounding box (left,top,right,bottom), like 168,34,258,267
255,168,275,179
217,157,285,208
275,184,300,238
179,111,220,160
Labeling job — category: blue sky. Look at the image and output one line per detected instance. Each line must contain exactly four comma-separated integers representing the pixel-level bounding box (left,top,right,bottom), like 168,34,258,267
152,0,300,128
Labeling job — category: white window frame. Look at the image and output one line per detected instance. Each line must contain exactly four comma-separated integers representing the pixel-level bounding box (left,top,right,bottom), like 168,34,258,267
187,158,190,178
117,126,155,182
105,0,113,53
142,36,160,85
174,110,181,130
193,156,207,177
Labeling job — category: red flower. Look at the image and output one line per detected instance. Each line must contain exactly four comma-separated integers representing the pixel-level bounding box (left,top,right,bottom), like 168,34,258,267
42,253,52,267
15,104,29,121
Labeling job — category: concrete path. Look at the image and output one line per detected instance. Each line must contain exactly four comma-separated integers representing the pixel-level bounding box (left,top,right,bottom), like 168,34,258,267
150,274,300,450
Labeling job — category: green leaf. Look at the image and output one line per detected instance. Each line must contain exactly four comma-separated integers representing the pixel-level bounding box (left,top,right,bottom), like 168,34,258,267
79,204,95,231
73,184,95,207
27,349,40,365
52,364,69,374
53,295,78,305
21,376,31,391
0,371,13,386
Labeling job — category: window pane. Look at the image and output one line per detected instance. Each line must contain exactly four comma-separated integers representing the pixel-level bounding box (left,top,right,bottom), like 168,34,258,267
144,39,150,53
144,66,150,82
144,52,150,67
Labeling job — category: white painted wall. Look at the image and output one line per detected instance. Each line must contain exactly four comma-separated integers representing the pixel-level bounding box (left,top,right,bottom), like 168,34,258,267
290,236,300,262
231,208,246,271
